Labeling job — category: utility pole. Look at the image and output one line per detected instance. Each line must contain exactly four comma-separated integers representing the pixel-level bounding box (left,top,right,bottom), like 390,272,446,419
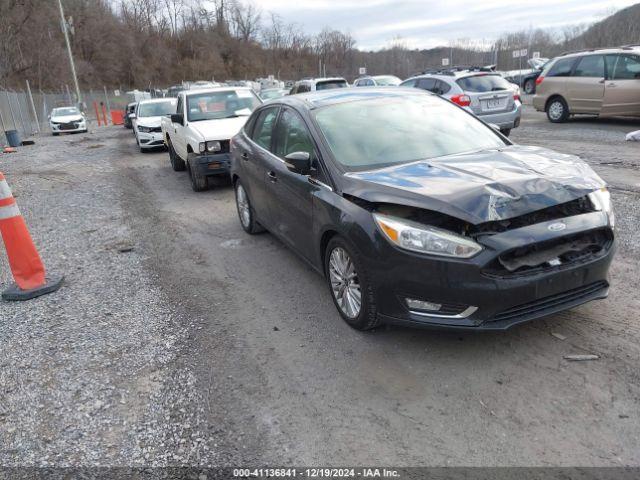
57,0,82,107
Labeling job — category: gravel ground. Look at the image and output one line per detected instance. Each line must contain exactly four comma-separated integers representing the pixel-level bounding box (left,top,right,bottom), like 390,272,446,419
1,106,639,468
0,131,212,466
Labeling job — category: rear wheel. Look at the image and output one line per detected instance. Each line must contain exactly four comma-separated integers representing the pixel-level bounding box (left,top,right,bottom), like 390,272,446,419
235,180,264,234
325,236,379,331
500,128,511,137
168,140,186,171
547,97,569,123
523,79,535,95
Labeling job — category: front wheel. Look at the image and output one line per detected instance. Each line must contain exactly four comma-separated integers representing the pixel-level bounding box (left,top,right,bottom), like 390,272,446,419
325,236,379,331
187,158,208,192
547,97,569,123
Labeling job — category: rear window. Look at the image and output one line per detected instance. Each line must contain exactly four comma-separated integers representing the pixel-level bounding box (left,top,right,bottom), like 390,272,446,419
544,57,576,77
456,74,511,92
316,80,348,91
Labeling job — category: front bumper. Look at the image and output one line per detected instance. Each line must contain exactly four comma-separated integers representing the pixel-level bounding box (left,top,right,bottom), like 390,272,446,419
477,102,522,130
192,152,231,177
368,212,615,331
51,121,86,133
137,130,165,149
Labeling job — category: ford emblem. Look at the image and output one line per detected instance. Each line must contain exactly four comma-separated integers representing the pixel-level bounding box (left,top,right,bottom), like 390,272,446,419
548,222,566,232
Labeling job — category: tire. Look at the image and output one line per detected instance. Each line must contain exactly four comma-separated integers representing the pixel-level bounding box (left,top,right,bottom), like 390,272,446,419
325,236,380,331
52,132,59,136
523,79,535,95
187,157,208,192
546,97,569,123
500,128,511,137
234,179,264,234
168,140,186,171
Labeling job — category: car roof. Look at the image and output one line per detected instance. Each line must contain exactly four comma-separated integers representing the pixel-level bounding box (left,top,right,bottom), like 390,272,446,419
137,97,176,104
182,86,254,97
559,45,640,58
275,87,433,110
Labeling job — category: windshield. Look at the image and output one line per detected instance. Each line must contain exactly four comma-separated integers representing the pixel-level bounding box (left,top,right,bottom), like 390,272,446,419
53,107,80,116
374,76,401,86
138,100,176,117
316,80,348,91
456,74,511,92
314,95,506,171
186,90,261,122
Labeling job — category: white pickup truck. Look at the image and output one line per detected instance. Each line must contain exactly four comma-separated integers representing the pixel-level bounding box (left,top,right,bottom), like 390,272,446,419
161,87,262,191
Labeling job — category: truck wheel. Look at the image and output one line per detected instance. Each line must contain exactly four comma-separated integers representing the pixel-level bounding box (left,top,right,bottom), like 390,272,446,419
523,79,535,95
168,140,186,171
187,158,208,192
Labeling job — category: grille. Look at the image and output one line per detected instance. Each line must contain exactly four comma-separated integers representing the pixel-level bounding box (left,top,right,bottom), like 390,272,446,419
491,281,607,323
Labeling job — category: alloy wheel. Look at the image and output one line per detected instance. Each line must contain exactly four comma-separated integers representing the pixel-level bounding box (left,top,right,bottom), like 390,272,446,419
549,101,564,121
236,184,251,229
329,247,362,319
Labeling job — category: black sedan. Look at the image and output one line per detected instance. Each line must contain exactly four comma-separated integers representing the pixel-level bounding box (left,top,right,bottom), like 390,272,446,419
229,88,615,331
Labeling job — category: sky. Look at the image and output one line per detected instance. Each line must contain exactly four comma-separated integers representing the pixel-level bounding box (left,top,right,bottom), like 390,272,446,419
242,0,639,50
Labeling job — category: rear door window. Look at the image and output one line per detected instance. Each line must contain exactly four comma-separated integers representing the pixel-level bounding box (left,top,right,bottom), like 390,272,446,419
607,54,640,80
435,80,451,95
573,55,605,77
250,107,280,151
456,75,511,92
545,57,576,77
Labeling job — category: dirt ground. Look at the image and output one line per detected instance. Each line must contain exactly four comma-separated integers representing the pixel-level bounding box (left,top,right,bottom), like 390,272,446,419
0,104,639,467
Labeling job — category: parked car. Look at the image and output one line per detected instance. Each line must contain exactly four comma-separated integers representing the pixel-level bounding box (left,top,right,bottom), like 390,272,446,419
289,77,349,94
123,102,137,129
503,57,549,94
352,75,402,87
161,87,262,191
533,46,640,123
401,69,521,136
260,88,288,101
230,88,614,331
49,106,87,135
132,98,177,152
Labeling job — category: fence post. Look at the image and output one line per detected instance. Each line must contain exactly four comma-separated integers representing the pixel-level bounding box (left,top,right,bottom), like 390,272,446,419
94,101,101,127
26,80,40,134
103,86,112,121
15,93,29,136
5,91,17,131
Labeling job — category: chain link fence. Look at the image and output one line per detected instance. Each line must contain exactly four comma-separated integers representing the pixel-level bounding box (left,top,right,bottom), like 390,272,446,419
0,84,132,144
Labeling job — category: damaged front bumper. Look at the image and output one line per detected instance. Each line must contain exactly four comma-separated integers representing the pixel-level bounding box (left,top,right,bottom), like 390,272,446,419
192,152,231,177
370,211,615,331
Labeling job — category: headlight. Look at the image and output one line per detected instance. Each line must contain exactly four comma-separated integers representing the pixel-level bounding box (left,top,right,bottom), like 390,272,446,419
588,187,614,228
199,141,222,153
373,213,482,258
138,126,152,133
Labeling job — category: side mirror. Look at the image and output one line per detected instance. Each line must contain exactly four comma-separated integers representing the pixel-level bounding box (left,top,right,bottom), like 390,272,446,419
171,113,184,125
284,151,312,175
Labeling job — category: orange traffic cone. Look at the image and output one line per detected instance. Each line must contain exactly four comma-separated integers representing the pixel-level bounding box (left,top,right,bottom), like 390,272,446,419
0,172,63,301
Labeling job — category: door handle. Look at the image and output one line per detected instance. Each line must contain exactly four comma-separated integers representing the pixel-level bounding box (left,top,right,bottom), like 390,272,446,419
241,152,249,160
608,82,617,87
267,171,277,182
598,79,605,84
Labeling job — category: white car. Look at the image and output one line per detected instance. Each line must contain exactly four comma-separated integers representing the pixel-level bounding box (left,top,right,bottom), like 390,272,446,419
133,98,177,151
161,87,262,191
49,106,87,135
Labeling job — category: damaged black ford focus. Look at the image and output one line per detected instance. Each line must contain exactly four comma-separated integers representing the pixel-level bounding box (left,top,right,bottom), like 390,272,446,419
230,88,615,331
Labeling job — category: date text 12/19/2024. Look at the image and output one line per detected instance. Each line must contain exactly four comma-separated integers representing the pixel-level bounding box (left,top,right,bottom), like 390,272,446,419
233,468,400,478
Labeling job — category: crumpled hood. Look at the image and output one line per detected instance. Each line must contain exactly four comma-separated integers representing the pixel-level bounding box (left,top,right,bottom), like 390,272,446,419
189,116,248,141
136,116,163,128
51,115,84,123
342,145,605,225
